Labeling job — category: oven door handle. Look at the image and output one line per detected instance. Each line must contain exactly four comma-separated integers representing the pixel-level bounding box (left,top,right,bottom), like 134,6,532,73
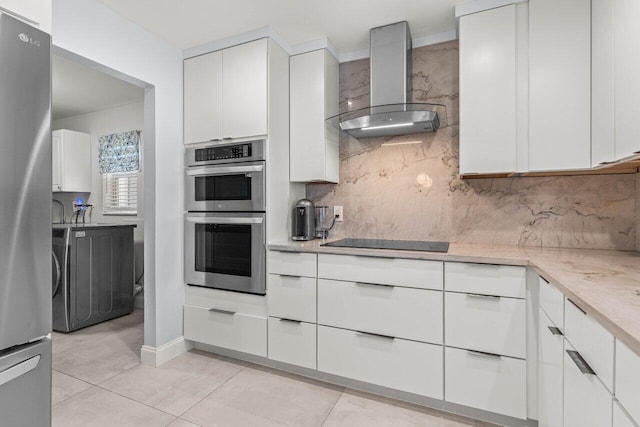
185,216,264,225
186,164,264,176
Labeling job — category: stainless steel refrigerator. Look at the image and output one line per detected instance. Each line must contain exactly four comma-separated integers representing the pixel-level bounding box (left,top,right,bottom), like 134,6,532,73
0,12,52,427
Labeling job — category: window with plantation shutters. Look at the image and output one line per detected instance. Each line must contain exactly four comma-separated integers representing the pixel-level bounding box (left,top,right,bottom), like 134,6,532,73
98,130,141,216
103,172,138,215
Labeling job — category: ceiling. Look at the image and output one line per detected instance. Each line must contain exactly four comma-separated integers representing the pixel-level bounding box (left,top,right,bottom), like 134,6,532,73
96,0,468,54
52,54,145,121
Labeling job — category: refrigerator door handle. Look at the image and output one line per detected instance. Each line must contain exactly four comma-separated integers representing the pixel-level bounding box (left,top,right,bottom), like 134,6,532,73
0,355,40,387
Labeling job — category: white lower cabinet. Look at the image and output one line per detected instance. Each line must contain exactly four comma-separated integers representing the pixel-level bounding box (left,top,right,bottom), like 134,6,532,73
318,325,443,399
267,274,316,323
565,298,615,391
614,401,638,427
318,279,442,344
267,317,316,369
445,292,525,359
538,309,564,427
445,347,526,419
184,304,267,357
563,341,612,427
615,340,640,424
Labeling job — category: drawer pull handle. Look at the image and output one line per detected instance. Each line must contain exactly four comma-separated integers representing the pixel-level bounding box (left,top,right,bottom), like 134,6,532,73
548,326,563,336
279,274,301,279
355,282,395,289
356,330,395,341
467,350,502,359
279,318,302,324
355,255,395,261
466,293,500,300
208,308,236,316
568,299,586,315
566,350,595,375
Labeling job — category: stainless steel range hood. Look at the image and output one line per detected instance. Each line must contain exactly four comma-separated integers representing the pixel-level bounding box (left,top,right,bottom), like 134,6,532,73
326,21,444,139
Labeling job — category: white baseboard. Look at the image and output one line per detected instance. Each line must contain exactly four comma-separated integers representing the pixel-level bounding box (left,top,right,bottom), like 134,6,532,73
140,336,192,367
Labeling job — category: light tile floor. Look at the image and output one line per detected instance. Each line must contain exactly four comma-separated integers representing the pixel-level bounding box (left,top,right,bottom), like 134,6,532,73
52,310,497,427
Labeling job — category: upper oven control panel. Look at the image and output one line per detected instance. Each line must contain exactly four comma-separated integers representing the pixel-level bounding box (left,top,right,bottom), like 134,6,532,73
186,139,265,166
195,144,251,162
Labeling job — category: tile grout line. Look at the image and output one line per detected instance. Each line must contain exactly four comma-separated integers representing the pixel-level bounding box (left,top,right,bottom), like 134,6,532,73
174,357,252,419
93,382,180,420
318,389,345,427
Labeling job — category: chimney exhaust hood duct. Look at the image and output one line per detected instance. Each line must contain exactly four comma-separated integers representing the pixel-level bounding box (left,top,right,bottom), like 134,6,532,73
326,21,444,139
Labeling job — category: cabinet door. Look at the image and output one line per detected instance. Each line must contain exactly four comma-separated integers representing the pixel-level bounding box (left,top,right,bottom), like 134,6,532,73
184,51,223,144
538,309,563,427
223,39,268,139
60,130,91,193
591,0,615,166
290,49,339,183
459,5,517,174
613,401,637,427
51,130,62,192
529,0,591,171
564,342,612,427
614,0,640,160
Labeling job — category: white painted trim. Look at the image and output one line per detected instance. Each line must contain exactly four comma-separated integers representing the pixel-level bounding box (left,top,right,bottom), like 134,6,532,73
140,336,192,367
338,48,369,63
413,29,458,48
455,0,528,18
289,37,339,62
183,26,293,59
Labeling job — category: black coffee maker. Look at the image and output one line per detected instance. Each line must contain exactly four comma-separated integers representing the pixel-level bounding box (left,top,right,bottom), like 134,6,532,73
291,199,315,241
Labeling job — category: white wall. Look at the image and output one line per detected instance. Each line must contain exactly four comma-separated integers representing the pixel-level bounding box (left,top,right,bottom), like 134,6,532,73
53,101,145,284
52,0,184,351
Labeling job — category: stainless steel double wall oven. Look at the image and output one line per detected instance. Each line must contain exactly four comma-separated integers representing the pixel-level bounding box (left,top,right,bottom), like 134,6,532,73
184,139,266,295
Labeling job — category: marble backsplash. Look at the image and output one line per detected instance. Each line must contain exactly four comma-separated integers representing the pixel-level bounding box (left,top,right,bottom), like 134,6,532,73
307,41,638,251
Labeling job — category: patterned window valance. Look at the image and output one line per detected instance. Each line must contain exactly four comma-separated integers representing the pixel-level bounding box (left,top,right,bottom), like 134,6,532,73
98,130,141,174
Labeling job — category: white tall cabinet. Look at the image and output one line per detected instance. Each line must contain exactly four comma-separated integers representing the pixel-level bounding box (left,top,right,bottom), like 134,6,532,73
183,39,268,144
289,49,339,183
52,129,91,193
459,4,518,174
529,0,591,171
0,0,51,33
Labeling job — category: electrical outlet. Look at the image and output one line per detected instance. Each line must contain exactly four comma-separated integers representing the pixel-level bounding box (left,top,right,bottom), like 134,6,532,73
334,206,344,222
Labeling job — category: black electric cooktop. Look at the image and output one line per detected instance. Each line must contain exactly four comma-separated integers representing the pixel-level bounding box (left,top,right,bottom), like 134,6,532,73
321,238,449,253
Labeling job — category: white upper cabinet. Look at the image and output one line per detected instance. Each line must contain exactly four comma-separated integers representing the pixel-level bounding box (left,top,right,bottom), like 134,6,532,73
529,0,591,171
0,0,51,33
222,38,268,140
613,0,640,160
459,4,518,174
184,50,223,144
52,130,91,193
591,0,615,166
184,38,268,144
290,49,339,183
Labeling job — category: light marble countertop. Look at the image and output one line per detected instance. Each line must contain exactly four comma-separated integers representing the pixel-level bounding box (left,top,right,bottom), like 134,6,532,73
268,240,640,357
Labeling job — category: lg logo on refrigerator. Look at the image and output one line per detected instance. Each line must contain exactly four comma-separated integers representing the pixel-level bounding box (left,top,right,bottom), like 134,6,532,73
18,33,40,47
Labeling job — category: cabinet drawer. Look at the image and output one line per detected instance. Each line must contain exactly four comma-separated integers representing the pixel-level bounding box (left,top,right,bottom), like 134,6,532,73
615,340,640,424
564,297,614,391
268,251,317,277
267,274,316,323
185,285,266,317
184,304,267,357
445,262,526,298
318,254,443,290
445,292,526,358
564,341,612,427
268,317,316,370
538,309,564,427
318,325,443,399
445,347,526,419
539,277,564,329
318,279,442,344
